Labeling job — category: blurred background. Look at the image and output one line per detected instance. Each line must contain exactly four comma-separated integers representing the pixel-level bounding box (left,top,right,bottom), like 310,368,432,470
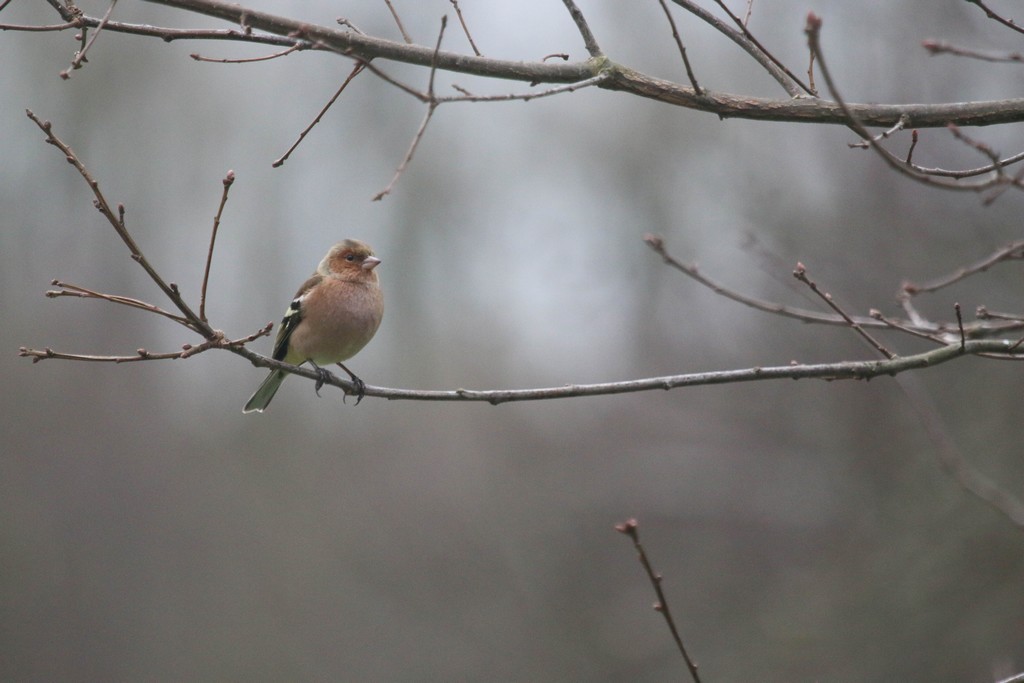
3,1,1024,680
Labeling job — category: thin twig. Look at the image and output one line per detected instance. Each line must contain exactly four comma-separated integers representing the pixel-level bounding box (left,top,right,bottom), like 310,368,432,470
436,74,606,104
923,39,1024,63
371,98,435,201
0,20,77,31
199,170,234,322
657,0,702,95
336,17,365,34
615,519,702,683
561,0,603,57
948,123,1005,173
902,241,1024,294
25,109,213,337
448,0,480,56
47,280,190,325
848,113,909,148
364,57,606,105
19,325,272,364
964,0,1024,37
896,146,1024,179
870,310,947,344
383,0,412,43
977,306,1024,323
668,0,807,96
645,235,919,332
708,0,813,95
19,347,190,363
60,0,117,79
373,15,447,201
273,62,366,168
191,42,305,63
984,165,1024,205
647,235,1024,341
806,48,816,94
906,129,918,165
805,13,1022,196
793,262,896,359
954,303,966,351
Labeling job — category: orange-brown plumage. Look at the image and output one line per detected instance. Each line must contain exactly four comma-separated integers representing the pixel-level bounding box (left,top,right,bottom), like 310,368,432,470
244,240,383,413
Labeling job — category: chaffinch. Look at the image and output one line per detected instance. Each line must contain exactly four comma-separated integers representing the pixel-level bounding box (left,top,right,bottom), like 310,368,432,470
243,239,384,413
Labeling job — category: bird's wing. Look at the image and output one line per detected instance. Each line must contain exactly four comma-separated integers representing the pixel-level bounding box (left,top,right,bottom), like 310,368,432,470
271,273,323,362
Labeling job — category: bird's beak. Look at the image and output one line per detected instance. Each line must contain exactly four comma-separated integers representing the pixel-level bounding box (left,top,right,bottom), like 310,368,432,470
362,256,381,271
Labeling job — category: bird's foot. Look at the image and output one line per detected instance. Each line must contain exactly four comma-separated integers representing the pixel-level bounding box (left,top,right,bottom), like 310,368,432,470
312,363,331,397
337,363,366,405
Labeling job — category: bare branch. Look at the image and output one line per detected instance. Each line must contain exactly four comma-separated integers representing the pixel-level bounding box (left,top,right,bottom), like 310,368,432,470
448,0,480,56
26,109,213,337
59,0,118,80
804,12,1024,196
793,262,896,359
4,0,1019,128
908,147,1024,180
870,310,947,344
191,41,306,63
647,234,1024,343
923,39,1024,63
383,0,412,44
848,114,909,148
902,241,1024,295
199,170,234,322
615,519,702,683
742,0,754,27
436,74,607,104
645,235,925,333
0,19,78,31
273,62,366,167
140,0,595,83
230,340,1023,404
19,346,189,363
47,280,190,326
906,129,919,164
603,63,1024,127
19,325,273,364
561,0,603,57
954,303,967,351
965,0,1024,37
672,0,809,97
373,15,447,201
657,0,702,95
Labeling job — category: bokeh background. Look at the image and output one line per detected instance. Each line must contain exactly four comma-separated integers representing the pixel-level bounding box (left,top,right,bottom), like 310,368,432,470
4,1,1024,680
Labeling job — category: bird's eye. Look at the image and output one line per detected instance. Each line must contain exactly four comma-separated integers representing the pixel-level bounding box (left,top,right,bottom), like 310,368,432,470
345,253,356,262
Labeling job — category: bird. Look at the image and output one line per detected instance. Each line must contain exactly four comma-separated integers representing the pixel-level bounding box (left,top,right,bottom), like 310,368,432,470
243,239,383,413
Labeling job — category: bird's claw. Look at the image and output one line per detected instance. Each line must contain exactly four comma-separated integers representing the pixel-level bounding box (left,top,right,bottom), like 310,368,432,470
313,365,331,396
350,375,366,405
337,362,366,405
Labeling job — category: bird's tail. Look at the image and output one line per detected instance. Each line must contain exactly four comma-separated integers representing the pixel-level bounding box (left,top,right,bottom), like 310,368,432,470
242,369,287,414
